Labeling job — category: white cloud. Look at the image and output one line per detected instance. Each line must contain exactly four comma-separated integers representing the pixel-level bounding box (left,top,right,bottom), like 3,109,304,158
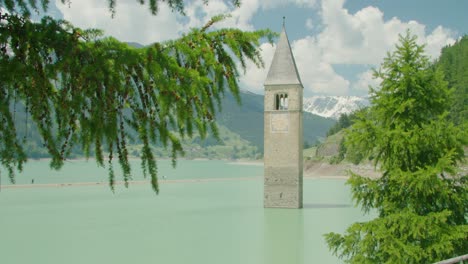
293,37,350,95
424,26,456,58
56,0,182,44
241,35,350,96
310,0,456,67
289,0,455,95
352,70,382,92
239,42,276,94
224,0,259,30
183,0,232,30
261,0,317,9
305,18,314,30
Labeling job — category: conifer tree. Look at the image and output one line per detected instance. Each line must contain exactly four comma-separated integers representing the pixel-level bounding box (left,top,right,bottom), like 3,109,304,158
325,32,468,263
0,0,274,192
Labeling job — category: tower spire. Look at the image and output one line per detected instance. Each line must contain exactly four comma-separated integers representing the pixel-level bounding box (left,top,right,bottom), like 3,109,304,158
264,20,302,86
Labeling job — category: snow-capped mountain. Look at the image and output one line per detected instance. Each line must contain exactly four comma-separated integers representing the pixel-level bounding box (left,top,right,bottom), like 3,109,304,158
303,96,369,120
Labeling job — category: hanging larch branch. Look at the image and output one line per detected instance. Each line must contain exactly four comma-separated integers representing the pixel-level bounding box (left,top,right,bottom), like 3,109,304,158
0,1,275,192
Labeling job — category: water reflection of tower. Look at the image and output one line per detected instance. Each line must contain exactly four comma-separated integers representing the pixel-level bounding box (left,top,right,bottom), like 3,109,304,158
264,210,305,264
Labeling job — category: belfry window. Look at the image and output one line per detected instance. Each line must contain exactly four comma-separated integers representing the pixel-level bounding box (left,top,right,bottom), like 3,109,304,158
275,93,288,110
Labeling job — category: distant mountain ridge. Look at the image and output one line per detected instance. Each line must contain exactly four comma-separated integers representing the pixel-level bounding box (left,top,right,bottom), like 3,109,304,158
13,89,336,159
303,96,369,119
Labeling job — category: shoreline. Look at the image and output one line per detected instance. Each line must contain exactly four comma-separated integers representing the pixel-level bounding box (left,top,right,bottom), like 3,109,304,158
0,174,358,191
1,176,261,189
1,175,357,190
30,157,264,163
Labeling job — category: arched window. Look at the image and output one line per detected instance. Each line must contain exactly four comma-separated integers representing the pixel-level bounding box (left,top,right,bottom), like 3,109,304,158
275,93,288,110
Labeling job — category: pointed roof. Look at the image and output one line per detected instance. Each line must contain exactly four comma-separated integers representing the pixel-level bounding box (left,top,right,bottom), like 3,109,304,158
264,23,302,86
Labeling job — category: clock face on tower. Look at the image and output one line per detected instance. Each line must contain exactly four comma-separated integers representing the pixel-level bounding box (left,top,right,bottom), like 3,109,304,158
270,112,289,133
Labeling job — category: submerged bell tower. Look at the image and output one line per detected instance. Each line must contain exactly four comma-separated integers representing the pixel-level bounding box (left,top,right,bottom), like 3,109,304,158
264,20,303,208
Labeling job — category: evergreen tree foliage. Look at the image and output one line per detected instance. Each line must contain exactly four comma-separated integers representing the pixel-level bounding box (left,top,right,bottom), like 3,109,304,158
325,32,468,263
326,110,365,164
437,35,468,126
326,111,360,137
0,0,274,192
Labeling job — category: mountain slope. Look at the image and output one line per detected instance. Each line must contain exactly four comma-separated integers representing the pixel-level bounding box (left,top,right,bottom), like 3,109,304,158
12,90,336,159
303,96,368,119
436,35,468,125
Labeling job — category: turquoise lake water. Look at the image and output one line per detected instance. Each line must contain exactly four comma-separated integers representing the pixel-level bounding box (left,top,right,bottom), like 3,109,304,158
0,159,373,264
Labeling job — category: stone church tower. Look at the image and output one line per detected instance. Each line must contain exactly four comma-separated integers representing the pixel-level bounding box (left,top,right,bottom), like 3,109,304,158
264,22,303,208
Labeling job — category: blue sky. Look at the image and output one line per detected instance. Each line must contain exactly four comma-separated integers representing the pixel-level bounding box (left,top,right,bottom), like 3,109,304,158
32,0,468,97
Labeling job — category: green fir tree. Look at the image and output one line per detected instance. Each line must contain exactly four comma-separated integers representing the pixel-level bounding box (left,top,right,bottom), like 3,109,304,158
325,32,468,263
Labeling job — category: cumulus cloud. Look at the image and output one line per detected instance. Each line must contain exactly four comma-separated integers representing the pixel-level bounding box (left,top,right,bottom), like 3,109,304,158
261,0,317,9
183,0,232,30
274,0,455,95
240,35,350,96
293,37,350,95
316,1,455,66
305,18,314,30
352,70,382,92
424,26,456,58
56,0,182,44
239,43,276,94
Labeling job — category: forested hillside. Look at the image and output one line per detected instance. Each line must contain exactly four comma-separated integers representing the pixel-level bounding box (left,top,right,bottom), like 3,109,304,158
317,35,468,163
13,90,335,159
436,35,468,125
